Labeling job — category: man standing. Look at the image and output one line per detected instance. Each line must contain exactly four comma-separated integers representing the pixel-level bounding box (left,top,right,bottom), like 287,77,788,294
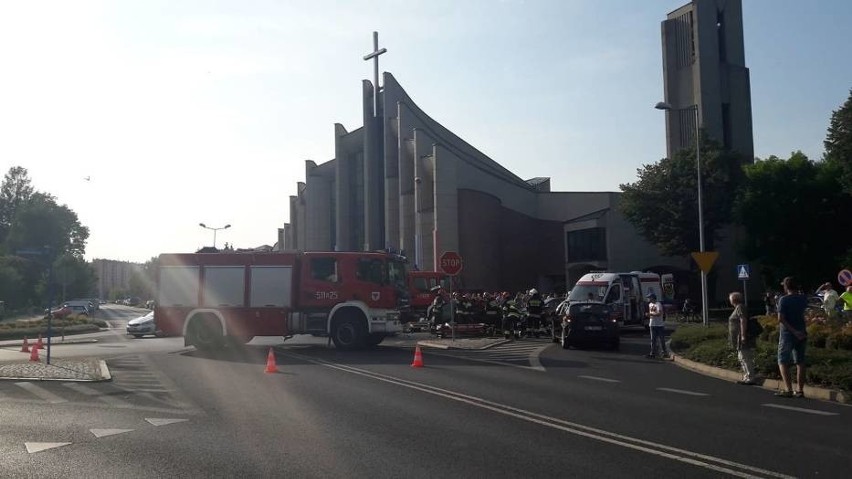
776,276,808,398
646,293,668,359
839,285,852,321
815,282,839,319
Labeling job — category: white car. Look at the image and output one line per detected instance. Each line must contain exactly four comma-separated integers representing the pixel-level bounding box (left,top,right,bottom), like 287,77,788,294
126,311,157,338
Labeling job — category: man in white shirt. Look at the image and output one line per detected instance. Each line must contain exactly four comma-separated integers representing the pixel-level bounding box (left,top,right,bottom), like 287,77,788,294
646,292,669,359
816,282,838,319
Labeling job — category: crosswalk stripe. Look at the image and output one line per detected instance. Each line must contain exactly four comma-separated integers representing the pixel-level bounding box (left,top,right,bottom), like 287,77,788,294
62,382,133,408
15,382,67,404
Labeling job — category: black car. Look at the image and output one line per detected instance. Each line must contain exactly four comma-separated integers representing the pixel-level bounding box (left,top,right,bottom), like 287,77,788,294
560,302,619,350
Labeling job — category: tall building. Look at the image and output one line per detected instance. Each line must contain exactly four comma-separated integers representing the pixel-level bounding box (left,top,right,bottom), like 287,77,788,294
661,0,754,160
90,259,142,300
283,69,690,294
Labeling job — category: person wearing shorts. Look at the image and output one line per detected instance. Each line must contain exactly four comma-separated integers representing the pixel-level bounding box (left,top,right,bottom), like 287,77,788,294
776,276,808,398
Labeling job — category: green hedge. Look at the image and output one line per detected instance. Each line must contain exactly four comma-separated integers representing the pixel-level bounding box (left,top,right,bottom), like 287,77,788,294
670,323,852,393
0,316,106,341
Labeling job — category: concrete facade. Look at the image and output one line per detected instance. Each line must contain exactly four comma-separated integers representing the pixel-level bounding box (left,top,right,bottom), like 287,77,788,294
661,0,754,160
283,72,690,294
90,259,142,300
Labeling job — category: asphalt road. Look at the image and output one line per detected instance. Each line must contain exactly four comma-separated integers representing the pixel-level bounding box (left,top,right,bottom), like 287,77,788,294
1,312,849,478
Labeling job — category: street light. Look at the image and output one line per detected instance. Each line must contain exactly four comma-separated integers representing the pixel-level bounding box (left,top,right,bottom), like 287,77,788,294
199,223,231,249
655,101,709,327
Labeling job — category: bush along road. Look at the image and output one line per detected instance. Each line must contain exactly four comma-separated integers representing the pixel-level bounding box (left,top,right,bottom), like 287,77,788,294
669,315,852,395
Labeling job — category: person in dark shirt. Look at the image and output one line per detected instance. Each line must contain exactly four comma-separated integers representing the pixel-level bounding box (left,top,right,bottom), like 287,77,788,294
776,276,808,398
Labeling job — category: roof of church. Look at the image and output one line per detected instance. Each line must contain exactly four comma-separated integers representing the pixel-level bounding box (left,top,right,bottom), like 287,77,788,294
564,208,609,224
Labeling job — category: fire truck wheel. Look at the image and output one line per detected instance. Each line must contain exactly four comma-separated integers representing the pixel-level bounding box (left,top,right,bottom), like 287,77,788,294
331,315,366,350
188,317,223,351
365,333,385,348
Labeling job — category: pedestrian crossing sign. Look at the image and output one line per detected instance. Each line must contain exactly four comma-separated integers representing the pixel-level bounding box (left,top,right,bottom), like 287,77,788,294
737,264,750,280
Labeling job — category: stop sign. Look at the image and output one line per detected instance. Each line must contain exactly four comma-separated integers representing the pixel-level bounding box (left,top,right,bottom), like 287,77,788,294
440,251,463,276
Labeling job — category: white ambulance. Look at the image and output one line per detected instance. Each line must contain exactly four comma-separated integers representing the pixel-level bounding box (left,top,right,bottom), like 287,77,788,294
566,271,674,327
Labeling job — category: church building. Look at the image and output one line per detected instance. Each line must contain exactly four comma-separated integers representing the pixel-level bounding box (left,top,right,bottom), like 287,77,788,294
280,67,688,293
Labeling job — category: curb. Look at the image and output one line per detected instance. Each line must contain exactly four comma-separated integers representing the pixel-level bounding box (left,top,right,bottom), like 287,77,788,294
670,352,849,404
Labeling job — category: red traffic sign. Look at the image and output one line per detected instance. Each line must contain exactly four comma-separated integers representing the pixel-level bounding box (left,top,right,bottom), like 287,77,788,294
839,269,852,287
440,251,463,276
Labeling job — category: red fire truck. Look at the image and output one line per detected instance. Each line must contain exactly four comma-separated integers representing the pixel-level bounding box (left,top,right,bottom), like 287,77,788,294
154,251,409,350
406,271,452,322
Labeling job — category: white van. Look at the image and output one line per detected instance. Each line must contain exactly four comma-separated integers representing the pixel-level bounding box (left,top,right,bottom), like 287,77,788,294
567,272,674,327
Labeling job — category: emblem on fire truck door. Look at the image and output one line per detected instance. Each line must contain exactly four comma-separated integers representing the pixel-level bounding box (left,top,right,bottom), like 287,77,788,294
371,291,380,301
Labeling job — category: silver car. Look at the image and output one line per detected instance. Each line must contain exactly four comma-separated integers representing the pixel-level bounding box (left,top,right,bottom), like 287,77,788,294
126,311,157,338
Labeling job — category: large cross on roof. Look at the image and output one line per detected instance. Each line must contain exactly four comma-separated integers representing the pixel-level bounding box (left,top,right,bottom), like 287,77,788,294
363,31,387,117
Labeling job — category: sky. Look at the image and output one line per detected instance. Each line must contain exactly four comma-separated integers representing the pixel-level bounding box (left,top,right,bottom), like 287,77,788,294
1,0,850,264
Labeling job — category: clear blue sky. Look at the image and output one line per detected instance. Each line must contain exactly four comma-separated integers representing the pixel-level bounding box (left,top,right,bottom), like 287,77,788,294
1,0,849,263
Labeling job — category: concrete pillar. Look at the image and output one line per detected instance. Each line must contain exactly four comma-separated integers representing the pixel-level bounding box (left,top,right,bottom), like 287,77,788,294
362,80,384,250
334,123,351,251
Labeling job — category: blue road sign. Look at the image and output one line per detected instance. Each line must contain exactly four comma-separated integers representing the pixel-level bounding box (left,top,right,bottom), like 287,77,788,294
737,264,750,280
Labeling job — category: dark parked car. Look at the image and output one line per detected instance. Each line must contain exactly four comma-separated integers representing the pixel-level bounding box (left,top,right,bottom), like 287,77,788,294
560,302,619,350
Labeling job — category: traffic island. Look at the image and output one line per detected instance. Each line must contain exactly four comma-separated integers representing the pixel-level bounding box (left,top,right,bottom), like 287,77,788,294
0,358,111,382
418,337,511,350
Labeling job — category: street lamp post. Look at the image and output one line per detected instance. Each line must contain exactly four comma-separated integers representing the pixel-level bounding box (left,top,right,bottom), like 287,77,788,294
199,223,231,249
655,101,709,327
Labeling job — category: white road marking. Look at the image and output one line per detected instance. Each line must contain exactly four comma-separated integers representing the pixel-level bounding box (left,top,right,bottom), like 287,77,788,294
657,388,709,397
25,442,71,453
762,404,839,416
62,382,133,408
90,429,134,438
578,375,621,383
145,418,189,426
15,382,67,404
280,350,794,479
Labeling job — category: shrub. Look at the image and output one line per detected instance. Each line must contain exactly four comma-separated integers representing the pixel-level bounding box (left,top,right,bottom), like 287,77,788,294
670,321,852,394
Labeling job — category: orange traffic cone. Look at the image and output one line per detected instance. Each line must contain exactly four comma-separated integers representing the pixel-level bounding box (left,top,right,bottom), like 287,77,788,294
21,337,30,353
264,348,278,374
29,342,40,362
411,345,424,368
35,334,44,350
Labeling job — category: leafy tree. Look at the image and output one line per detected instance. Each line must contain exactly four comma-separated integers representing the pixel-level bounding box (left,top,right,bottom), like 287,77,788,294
4,192,89,260
823,88,852,194
619,137,746,256
0,166,35,248
734,152,851,288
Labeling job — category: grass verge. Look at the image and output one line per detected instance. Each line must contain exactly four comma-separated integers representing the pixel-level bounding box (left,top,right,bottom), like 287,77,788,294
670,321,852,394
0,315,107,341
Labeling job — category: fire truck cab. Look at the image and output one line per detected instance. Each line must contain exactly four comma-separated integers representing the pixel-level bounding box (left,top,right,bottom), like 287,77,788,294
155,251,409,350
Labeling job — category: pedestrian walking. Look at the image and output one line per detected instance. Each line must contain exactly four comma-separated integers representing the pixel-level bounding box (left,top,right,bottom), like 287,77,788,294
729,292,757,385
776,276,808,398
646,293,669,359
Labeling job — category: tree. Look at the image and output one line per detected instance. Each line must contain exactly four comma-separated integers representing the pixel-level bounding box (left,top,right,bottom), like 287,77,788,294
0,166,35,248
734,152,851,288
619,137,746,256
4,192,89,261
823,88,852,194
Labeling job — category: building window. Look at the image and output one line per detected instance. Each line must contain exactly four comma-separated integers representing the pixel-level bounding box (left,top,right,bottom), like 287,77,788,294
716,10,727,63
566,228,607,262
